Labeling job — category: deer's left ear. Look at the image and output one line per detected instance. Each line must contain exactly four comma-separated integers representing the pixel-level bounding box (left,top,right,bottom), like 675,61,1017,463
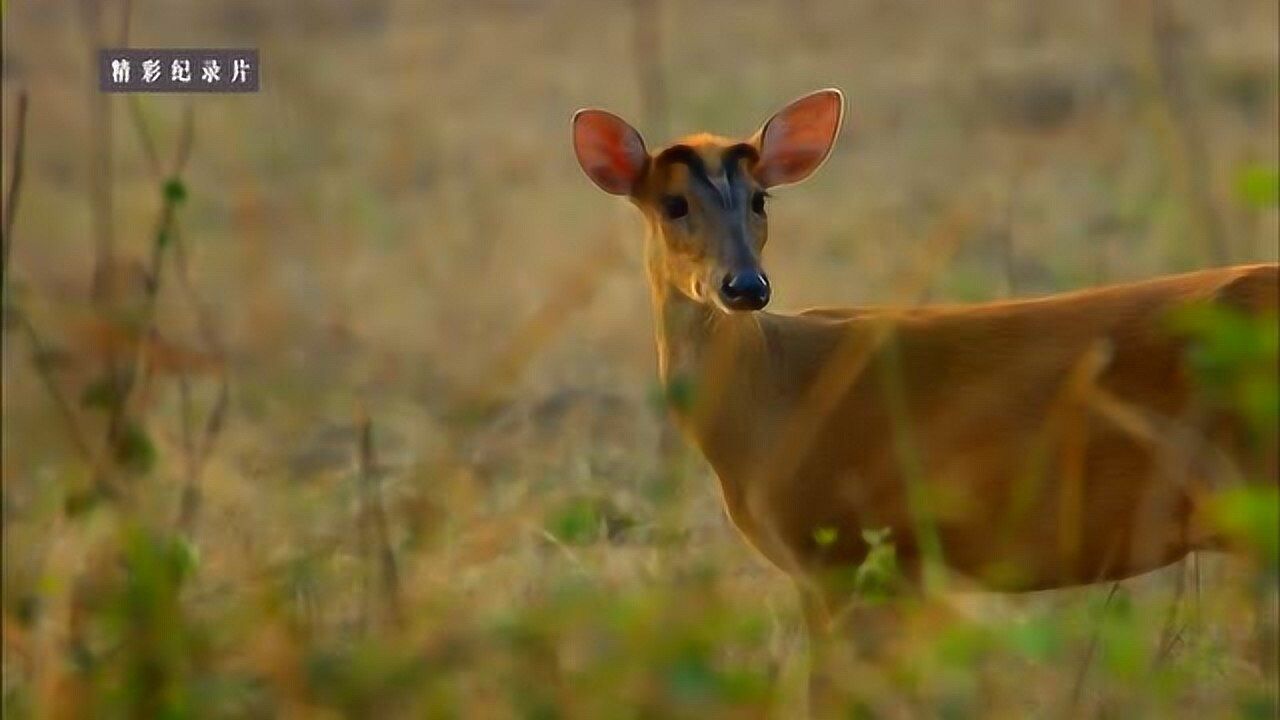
750,88,844,188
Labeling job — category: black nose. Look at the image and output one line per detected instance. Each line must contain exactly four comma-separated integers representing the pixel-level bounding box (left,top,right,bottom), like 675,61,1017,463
719,271,771,311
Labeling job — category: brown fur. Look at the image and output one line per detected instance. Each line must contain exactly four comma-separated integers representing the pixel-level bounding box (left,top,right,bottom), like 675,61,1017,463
574,95,1278,709
659,263,1277,600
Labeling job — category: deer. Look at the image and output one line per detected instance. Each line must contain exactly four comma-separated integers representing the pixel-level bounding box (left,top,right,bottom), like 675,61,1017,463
570,88,1278,712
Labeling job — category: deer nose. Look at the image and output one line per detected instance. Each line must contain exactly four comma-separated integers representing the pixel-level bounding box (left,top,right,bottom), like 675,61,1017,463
719,270,771,311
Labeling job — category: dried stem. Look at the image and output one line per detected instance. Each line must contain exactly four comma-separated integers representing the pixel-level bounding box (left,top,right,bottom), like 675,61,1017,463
0,85,124,500
13,315,97,466
174,374,228,534
356,413,404,630
1152,558,1190,669
1146,0,1230,265
105,104,197,494
1065,582,1122,717
172,230,230,535
632,0,666,140
125,96,164,179
118,93,226,533
2,91,30,296
78,0,117,304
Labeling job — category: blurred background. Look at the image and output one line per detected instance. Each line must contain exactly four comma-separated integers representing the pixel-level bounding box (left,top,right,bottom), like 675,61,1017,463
2,0,1277,716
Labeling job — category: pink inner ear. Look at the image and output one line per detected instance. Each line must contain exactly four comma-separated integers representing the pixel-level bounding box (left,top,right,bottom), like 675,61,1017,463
575,112,645,194
591,164,624,188
757,91,841,187
774,155,817,178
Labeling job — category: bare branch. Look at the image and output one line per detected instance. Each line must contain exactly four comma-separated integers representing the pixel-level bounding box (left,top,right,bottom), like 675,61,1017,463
631,0,666,139
13,315,96,464
1,91,30,290
173,104,195,176
125,96,164,180
356,413,404,630
1066,583,1122,716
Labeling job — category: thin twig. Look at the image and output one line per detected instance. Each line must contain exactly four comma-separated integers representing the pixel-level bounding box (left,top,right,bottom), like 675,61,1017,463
78,0,116,304
1191,551,1202,638
14,311,126,500
175,374,198,529
170,230,231,535
119,86,228,534
119,71,230,535
106,101,198,480
172,105,195,176
118,0,133,46
999,170,1019,296
170,233,224,355
105,184,181,458
1145,0,1230,265
13,316,96,464
125,96,163,179
1152,558,1190,669
1065,582,1121,717
356,413,404,630
177,368,229,536
632,0,666,140
199,381,229,463
534,525,587,572
1,91,30,294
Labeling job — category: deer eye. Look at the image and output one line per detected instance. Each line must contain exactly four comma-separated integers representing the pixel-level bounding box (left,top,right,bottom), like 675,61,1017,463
661,195,688,220
751,191,768,215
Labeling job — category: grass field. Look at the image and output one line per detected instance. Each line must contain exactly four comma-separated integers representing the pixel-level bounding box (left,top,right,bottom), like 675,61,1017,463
2,1,1278,716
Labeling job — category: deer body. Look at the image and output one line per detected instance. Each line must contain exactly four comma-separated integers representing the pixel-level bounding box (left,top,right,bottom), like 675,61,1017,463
653,263,1275,600
572,89,1277,708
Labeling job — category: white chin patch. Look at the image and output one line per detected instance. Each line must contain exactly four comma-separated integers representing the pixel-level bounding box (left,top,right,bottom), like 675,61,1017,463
704,286,732,313
689,279,728,312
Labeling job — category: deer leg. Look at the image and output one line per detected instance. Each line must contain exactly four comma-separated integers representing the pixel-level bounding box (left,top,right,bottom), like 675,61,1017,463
798,583,840,719
798,578,913,718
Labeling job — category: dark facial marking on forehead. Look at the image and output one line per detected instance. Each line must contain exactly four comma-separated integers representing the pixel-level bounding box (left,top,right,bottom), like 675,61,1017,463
655,146,721,207
720,144,759,204
722,143,759,168
654,145,707,180
655,144,759,210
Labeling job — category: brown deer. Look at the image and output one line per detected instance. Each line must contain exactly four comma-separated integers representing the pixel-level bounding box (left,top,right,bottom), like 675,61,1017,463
571,88,1278,712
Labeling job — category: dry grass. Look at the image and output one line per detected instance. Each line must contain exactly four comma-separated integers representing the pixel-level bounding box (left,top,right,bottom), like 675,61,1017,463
2,0,1277,717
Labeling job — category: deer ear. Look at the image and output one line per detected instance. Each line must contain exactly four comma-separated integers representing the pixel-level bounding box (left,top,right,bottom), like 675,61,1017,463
572,109,648,195
750,89,844,188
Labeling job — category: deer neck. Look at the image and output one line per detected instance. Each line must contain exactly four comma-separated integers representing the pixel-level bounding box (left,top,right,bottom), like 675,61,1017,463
645,237,771,509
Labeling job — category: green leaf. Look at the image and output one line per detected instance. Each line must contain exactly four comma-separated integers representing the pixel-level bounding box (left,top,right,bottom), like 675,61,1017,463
545,497,599,546
935,623,990,668
1236,165,1280,208
1167,302,1279,437
63,489,102,518
665,645,717,703
163,177,188,204
1237,693,1279,720
1209,485,1280,565
170,536,201,580
853,528,899,602
812,526,838,547
114,422,157,474
1003,617,1063,662
861,527,892,547
80,376,123,411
